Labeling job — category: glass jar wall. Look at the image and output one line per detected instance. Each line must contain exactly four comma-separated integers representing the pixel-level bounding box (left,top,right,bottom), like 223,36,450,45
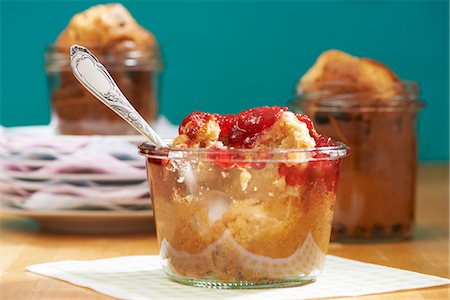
45,43,162,135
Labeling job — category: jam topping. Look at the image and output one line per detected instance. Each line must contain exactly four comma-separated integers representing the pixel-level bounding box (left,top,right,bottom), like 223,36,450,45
217,106,289,148
278,127,338,190
296,114,335,147
178,107,339,190
279,160,340,192
179,106,293,148
179,111,215,140
207,147,248,169
179,107,337,149
296,114,314,134
314,134,335,147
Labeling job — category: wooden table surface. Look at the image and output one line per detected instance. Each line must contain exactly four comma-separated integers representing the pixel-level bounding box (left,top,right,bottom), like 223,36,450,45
1,165,448,299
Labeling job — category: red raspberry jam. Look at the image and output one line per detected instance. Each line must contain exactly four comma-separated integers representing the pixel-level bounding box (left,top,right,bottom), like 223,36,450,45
179,111,216,140
296,114,314,134
207,147,248,169
217,106,289,148
296,114,335,147
314,134,335,147
278,160,340,192
178,107,338,187
179,106,291,148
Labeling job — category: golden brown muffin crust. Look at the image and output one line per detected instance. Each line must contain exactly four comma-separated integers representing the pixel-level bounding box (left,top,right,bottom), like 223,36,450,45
299,49,405,100
56,3,156,52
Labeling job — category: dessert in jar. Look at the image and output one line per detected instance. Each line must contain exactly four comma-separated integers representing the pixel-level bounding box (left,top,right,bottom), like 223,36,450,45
45,4,162,135
140,106,348,288
293,50,424,241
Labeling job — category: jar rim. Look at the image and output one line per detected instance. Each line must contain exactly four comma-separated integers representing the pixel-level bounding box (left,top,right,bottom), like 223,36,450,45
292,80,424,111
139,140,349,162
45,43,163,72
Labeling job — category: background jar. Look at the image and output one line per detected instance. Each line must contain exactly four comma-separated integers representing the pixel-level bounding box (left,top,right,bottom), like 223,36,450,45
45,43,163,135
292,82,424,241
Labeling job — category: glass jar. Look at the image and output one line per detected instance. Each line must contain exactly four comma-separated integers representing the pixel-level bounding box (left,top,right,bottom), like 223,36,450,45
140,143,348,288
292,81,424,241
45,43,162,135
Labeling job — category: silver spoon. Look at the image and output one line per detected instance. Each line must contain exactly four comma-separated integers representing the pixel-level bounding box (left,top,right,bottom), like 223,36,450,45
69,44,166,147
69,45,196,187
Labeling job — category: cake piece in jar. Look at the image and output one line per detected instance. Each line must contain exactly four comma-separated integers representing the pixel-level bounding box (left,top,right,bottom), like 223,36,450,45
148,106,342,283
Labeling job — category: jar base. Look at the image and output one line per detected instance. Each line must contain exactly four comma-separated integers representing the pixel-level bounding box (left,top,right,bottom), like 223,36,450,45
167,273,317,289
332,235,412,243
331,222,414,243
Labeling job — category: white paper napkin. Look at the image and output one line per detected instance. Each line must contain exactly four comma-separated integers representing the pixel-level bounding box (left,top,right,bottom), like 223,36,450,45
26,255,449,300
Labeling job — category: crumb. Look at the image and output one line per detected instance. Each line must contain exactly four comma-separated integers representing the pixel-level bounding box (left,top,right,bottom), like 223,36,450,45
239,168,252,191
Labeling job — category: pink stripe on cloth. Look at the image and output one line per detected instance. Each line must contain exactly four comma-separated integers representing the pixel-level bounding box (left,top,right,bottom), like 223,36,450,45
31,152,145,176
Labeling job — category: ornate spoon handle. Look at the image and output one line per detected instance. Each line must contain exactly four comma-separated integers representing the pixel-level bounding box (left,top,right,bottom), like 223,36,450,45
69,44,166,147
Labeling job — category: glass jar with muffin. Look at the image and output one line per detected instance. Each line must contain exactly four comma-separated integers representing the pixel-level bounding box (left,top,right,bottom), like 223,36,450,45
140,106,348,288
45,4,162,135
292,50,424,241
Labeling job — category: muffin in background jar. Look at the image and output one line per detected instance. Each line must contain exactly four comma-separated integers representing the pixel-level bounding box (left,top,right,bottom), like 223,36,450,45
45,4,163,135
292,50,424,242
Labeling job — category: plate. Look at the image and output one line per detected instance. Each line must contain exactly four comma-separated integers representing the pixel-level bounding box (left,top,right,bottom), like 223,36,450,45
3,170,147,182
0,204,154,234
0,178,148,191
4,125,145,141
0,193,150,210
3,158,145,168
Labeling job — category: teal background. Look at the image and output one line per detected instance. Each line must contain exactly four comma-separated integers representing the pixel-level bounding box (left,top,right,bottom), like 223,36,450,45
1,0,448,161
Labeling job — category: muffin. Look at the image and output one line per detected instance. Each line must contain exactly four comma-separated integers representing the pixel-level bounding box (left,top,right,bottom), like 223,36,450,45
299,49,405,100
295,50,422,241
47,3,161,135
